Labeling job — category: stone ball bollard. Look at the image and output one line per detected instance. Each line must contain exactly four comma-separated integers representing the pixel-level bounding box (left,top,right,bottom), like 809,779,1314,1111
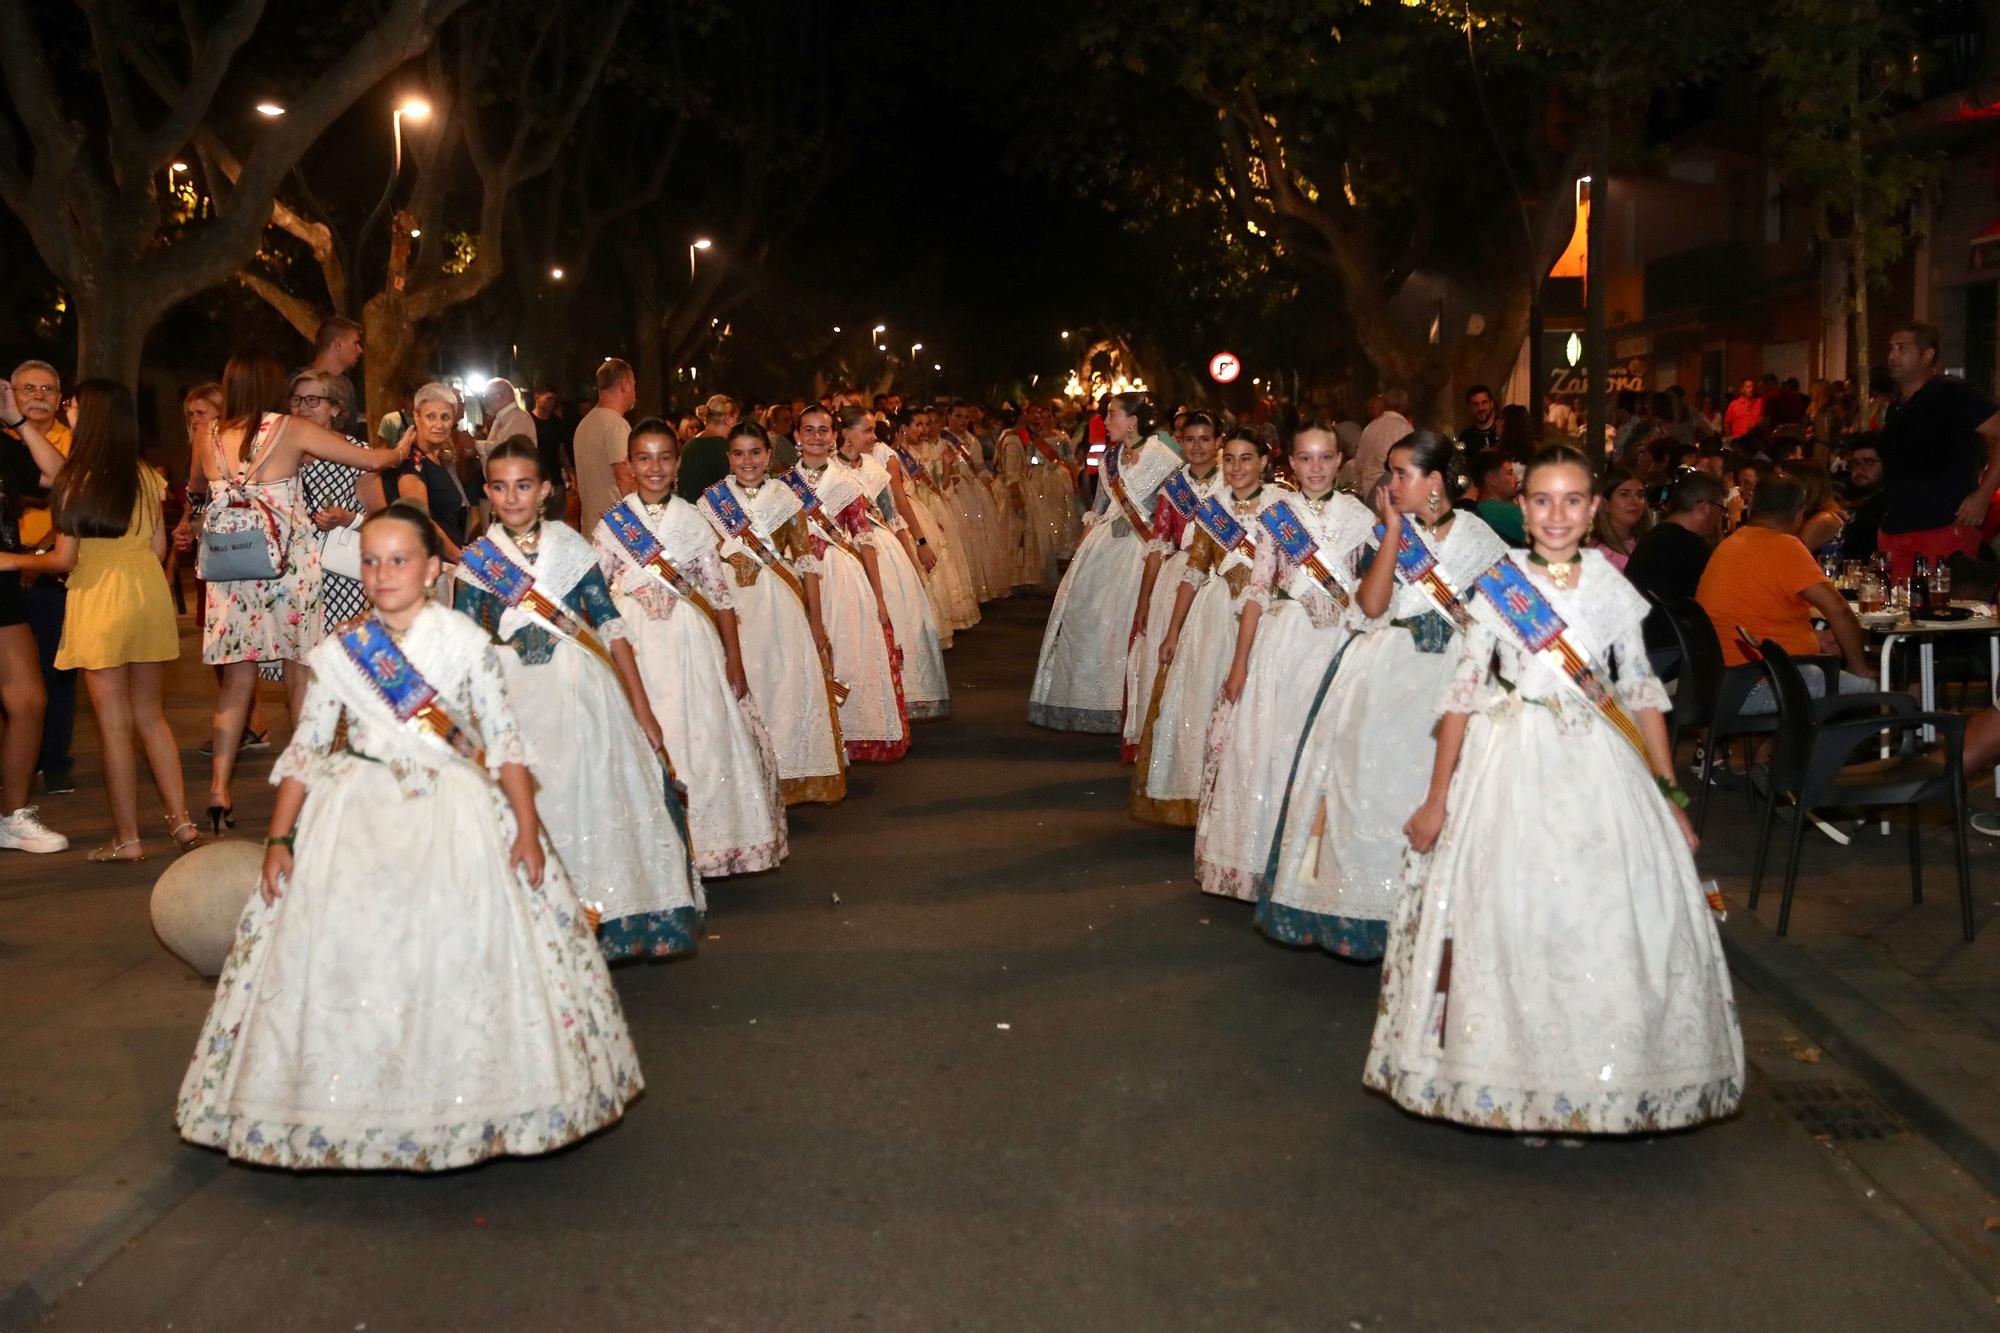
150,840,264,977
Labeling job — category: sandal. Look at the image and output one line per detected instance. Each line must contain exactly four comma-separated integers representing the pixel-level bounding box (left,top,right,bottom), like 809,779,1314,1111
87,838,146,863
165,814,205,852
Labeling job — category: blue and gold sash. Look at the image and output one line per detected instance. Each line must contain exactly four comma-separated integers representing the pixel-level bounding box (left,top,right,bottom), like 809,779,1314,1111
702,479,808,602
1191,493,1254,556
1373,523,1475,630
782,468,861,557
1257,500,1351,609
1100,446,1150,535
1158,470,1200,521
892,443,942,494
459,534,615,667
1470,557,1647,757
602,501,719,627
337,619,482,763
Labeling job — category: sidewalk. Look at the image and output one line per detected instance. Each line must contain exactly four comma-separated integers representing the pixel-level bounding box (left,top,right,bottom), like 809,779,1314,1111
1696,774,2000,1195
0,631,269,1327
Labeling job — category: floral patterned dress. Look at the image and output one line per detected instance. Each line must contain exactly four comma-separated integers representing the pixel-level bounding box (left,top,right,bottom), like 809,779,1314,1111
201,416,324,668
175,603,643,1170
1364,550,1744,1134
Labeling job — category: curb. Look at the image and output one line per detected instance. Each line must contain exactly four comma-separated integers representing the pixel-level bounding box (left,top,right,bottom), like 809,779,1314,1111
0,1116,221,1333
1720,909,2000,1198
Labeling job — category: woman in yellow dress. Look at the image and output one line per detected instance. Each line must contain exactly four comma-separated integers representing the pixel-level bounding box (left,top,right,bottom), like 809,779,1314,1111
0,379,200,861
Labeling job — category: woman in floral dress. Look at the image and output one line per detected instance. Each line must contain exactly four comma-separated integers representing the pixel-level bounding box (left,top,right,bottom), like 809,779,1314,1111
176,506,642,1170
179,352,406,835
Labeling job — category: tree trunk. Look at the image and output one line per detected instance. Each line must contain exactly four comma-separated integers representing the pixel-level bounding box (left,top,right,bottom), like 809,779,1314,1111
71,279,158,393
361,292,417,435
1847,7,1869,382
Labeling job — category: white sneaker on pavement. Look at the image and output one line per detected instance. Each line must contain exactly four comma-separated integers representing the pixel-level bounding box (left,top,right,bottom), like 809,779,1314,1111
0,805,69,853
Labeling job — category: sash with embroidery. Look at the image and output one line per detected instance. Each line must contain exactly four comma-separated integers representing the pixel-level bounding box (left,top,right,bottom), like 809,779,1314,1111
1257,500,1351,609
939,429,980,474
1373,522,1475,630
891,442,943,495
703,480,808,603
338,619,483,764
1158,470,1200,522
459,534,616,668
1100,447,1151,536
1470,557,1648,758
1025,430,1077,480
1192,493,1255,558
601,500,720,628
782,468,861,557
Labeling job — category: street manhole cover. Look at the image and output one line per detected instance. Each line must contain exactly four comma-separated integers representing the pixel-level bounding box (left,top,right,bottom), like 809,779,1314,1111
1767,1081,1907,1141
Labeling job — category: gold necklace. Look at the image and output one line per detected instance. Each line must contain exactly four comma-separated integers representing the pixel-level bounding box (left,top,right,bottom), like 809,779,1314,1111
1301,490,1333,516
507,522,542,555
1529,550,1579,589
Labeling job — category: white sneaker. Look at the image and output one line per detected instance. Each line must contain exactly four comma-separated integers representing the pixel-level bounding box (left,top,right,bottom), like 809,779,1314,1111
0,806,69,853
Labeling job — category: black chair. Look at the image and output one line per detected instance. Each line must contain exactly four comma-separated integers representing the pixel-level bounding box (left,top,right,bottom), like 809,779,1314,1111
1746,638,1974,941
1659,598,1843,835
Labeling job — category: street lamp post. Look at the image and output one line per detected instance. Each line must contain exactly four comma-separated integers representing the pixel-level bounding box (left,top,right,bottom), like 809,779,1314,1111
357,97,433,290
689,237,712,283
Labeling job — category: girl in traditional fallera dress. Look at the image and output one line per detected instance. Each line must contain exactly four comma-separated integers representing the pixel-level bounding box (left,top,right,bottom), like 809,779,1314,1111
592,421,787,878
455,441,702,960
789,418,909,762
940,405,1011,601
700,422,848,805
1131,429,1270,827
834,407,950,718
1366,444,1743,1135
1195,424,1372,901
1022,402,1084,569
1123,412,1221,765
1259,432,1507,957
995,410,1049,590
1028,393,1181,734
891,412,979,635
176,507,642,1171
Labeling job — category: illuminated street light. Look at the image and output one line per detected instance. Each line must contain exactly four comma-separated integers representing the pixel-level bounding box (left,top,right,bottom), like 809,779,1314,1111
872,323,886,335
409,227,422,237
932,363,941,372
910,342,923,358
170,162,189,174
689,237,713,282
398,97,432,121
549,266,564,280
1060,330,1070,340
254,102,285,117
833,325,842,334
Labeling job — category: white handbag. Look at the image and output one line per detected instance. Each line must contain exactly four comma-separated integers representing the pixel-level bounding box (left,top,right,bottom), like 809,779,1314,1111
319,518,363,581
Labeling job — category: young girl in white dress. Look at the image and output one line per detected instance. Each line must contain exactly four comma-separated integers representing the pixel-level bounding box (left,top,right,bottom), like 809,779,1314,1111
699,422,847,805
176,506,641,1171
789,423,909,763
940,406,1011,601
996,412,1049,590
890,412,979,635
833,407,950,718
1023,403,1084,566
1366,444,1743,1136
1028,393,1181,735
1131,429,1270,827
1195,424,1372,901
592,421,788,878
1260,431,1507,958
1123,412,1221,765
455,441,703,960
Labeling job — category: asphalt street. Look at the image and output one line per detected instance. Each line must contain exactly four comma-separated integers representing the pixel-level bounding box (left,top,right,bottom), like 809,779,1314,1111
32,596,1999,1331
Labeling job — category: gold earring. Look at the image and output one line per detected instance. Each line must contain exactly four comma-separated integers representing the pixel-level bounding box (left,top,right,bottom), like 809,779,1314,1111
424,578,436,591
1427,492,1441,513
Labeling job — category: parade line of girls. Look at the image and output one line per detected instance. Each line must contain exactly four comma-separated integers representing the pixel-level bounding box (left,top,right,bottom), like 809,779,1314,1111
1033,408,1744,1140
176,403,1046,1171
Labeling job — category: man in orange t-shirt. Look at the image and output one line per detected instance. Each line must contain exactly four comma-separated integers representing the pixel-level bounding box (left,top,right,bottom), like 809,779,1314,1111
1696,466,1875,711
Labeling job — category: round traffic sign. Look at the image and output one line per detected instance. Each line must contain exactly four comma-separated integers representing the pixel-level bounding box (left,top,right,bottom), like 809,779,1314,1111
1208,351,1241,384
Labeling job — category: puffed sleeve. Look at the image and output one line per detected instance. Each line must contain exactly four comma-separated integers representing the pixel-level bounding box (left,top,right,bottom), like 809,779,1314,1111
688,544,735,610
1243,530,1280,613
270,678,344,787
468,639,533,774
1437,621,1498,716
776,513,821,578
836,496,870,536
452,579,506,640
1610,613,1671,714
567,566,630,643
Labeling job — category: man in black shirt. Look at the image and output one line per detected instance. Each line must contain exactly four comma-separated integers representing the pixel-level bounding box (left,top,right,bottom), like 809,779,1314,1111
531,384,574,520
1624,471,1725,673
1835,435,1885,562
1460,383,1499,452
1878,321,2000,579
